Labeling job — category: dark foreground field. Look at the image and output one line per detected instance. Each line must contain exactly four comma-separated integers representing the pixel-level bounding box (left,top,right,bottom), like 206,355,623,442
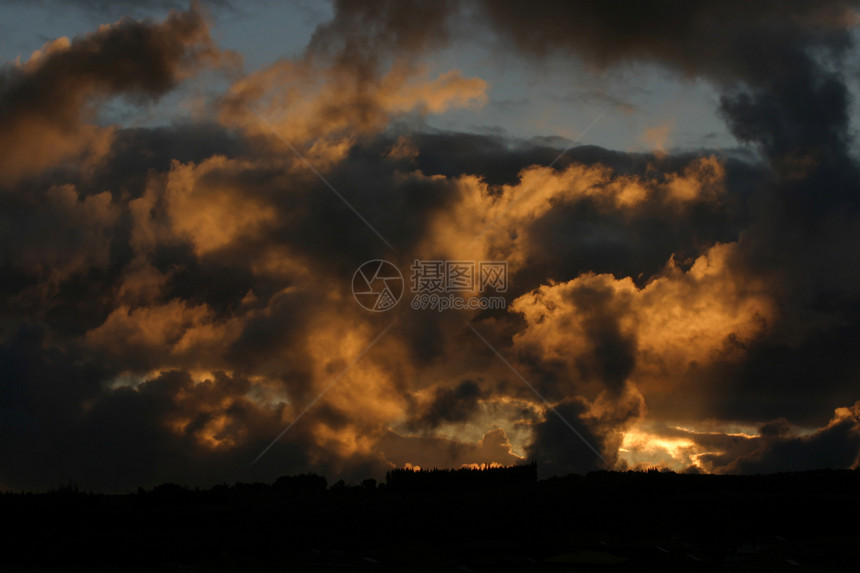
1,466,858,572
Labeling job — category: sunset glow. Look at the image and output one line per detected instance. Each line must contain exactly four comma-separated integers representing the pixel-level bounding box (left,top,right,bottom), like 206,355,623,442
1,1,859,494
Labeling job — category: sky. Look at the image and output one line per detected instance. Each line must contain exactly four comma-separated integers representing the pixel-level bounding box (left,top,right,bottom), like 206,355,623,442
1,0,860,492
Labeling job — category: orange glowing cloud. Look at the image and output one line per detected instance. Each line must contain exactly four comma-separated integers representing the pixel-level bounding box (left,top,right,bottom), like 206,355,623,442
640,122,673,154
218,58,486,166
164,157,278,256
418,155,728,267
615,401,860,474
85,299,242,371
510,241,774,394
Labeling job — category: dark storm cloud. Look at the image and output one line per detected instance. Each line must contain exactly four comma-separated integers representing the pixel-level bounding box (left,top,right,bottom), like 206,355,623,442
524,396,642,476
693,402,860,473
286,139,465,262
0,7,214,98
697,0,860,438
0,3,222,183
475,0,859,84
306,0,454,74
407,379,485,430
0,358,315,492
100,123,248,188
567,282,636,394
667,317,860,427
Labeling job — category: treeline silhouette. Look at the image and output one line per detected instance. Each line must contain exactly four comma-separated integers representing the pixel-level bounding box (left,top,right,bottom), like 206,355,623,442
128,462,538,503
1,466,858,571
385,462,537,492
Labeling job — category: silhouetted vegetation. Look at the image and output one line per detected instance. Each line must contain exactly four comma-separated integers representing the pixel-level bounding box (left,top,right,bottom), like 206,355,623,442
386,461,537,492
273,472,328,495
1,466,858,571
